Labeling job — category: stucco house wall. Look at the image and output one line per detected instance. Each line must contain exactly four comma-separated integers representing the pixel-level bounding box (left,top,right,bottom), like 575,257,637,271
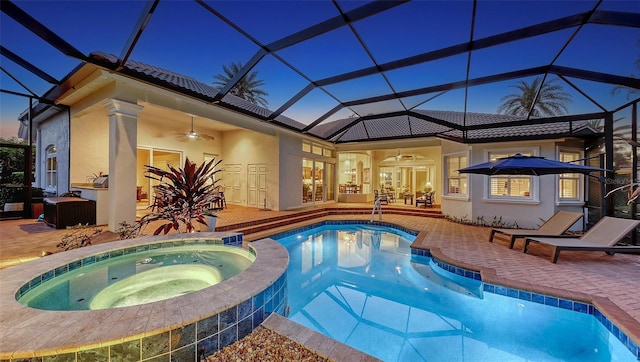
279,132,304,210
34,112,70,196
221,129,279,209
69,112,109,185
467,141,586,230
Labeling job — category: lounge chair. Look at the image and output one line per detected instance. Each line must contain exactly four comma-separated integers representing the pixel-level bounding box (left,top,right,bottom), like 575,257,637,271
523,216,640,263
489,210,583,249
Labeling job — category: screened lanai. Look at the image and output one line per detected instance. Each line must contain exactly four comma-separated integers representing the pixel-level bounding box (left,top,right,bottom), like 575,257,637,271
0,0,638,225
2,0,638,141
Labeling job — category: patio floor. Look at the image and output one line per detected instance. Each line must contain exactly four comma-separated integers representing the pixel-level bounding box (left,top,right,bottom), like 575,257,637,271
1,202,639,354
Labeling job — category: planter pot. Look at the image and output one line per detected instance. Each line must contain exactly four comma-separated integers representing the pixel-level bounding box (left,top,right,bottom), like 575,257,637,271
32,203,44,219
204,215,217,231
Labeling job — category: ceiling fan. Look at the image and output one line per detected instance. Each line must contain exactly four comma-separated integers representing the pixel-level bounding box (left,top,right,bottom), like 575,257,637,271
175,115,215,141
395,149,412,161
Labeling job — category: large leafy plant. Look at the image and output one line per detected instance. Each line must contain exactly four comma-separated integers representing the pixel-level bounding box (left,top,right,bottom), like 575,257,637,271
124,157,223,237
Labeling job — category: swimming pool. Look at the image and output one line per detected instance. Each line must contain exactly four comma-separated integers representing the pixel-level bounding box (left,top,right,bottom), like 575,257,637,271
274,222,636,361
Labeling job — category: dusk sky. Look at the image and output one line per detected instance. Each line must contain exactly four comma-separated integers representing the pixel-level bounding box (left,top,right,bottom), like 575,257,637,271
1,0,639,139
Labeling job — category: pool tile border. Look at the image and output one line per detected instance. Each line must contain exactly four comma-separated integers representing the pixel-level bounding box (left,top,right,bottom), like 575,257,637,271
269,219,419,241
15,234,244,300
411,248,640,359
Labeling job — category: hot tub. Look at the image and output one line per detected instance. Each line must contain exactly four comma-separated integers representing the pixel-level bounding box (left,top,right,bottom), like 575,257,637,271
0,232,288,361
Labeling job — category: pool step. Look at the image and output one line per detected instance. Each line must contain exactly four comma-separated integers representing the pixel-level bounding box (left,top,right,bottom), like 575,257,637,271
217,206,443,237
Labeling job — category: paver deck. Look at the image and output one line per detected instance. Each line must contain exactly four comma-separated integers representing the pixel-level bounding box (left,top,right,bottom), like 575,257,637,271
1,202,639,354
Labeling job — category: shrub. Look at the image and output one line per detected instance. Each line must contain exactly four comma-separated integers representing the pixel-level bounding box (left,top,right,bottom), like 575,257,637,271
445,214,519,228
57,224,102,251
121,157,223,238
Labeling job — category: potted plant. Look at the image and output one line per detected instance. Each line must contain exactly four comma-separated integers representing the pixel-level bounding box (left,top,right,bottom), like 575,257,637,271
121,157,223,238
203,207,223,231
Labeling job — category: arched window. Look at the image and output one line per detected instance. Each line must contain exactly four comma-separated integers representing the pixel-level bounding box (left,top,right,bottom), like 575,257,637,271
45,145,57,193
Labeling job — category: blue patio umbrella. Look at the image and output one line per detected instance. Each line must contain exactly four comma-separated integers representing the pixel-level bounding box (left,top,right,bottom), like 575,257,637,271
458,153,608,176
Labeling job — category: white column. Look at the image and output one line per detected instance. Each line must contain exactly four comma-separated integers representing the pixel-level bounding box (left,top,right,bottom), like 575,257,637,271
103,99,143,232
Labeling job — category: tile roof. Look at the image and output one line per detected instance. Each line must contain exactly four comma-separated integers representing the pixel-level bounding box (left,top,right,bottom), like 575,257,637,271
89,51,600,144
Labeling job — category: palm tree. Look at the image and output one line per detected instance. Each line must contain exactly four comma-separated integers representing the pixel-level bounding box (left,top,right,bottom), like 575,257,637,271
586,118,633,141
611,38,639,99
498,77,572,117
213,62,268,107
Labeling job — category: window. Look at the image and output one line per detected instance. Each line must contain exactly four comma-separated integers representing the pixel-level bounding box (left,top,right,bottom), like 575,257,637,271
488,152,531,198
445,154,468,195
302,141,334,158
312,144,323,155
45,145,57,192
302,141,311,153
379,166,393,190
558,150,581,200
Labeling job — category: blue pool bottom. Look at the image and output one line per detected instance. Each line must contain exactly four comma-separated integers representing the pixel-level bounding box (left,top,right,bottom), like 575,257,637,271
273,221,638,360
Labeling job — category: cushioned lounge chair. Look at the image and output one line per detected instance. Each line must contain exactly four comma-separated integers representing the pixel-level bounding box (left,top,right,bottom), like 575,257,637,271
523,216,640,263
489,210,583,249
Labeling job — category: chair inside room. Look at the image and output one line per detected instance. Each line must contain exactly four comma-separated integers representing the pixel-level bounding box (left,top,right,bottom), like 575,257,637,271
374,190,388,205
136,186,148,201
387,191,396,203
416,191,435,208
428,191,435,206
212,191,227,209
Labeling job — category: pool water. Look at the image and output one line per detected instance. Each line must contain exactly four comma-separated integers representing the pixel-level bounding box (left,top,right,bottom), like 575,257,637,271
275,223,635,362
18,245,254,310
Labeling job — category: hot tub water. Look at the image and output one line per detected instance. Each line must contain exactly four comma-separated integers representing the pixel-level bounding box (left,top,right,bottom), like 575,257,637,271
18,244,254,311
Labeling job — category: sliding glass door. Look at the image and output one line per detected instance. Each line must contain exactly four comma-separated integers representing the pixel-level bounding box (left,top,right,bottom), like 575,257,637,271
137,147,182,208
302,159,334,204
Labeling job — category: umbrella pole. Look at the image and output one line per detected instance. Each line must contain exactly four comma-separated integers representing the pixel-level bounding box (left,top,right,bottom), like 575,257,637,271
604,113,615,218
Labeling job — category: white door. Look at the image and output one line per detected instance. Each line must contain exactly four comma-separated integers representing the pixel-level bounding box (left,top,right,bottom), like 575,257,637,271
247,163,268,208
257,164,268,208
224,164,242,205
